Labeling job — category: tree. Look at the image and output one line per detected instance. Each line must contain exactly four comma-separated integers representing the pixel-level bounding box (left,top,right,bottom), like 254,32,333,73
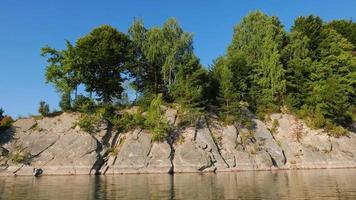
216,63,240,123
325,20,356,49
42,41,80,108
128,18,195,99
307,28,355,124
75,25,135,103
38,101,50,116
282,31,312,109
291,15,323,59
59,91,72,112
170,55,208,124
226,11,286,113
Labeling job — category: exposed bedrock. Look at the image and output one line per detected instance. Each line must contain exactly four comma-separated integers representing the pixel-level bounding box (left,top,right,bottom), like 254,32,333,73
0,110,355,176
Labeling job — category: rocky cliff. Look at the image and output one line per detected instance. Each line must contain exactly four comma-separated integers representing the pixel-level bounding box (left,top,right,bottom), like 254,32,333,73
0,110,355,176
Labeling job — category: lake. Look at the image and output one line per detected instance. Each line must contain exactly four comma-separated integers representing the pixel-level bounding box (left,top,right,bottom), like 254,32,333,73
0,169,356,199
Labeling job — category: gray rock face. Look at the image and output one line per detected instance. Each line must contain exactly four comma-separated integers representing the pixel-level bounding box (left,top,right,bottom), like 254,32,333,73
0,111,355,176
109,129,152,173
252,118,286,167
13,118,36,132
165,108,177,126
0,113,98,176
105,129,173,174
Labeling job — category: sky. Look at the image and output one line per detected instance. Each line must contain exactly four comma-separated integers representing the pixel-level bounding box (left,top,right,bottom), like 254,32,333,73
0,0,355,118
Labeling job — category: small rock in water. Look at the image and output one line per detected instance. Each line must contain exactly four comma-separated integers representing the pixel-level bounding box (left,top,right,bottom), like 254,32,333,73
33,168,43,177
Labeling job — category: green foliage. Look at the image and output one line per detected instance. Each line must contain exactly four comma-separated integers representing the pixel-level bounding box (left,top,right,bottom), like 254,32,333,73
226,11,286,112
72,95,96,113
77,112,102,133
38,101,50,116
170,56,208,125
282,31,312,109
241,117,254,131
325,20,356,49
325,121,349,137
111,112,145,133
41,13,355,139
10,146,31,164
215,61,240,124
144,94,170,142
291,15,323,58
59,91,72,112
42,41,80,103
75,25,135,103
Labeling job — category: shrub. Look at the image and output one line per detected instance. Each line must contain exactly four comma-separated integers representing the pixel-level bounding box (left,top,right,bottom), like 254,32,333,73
77,105,116,133
241,117,254,130
0,116,14,133
38,101,50,116
72,95,96,113
308,109,326,129
144,94,170,142
177,105,203,127
77,113,101,133
325,121,349,137
10,146,31,164
111,112,145,133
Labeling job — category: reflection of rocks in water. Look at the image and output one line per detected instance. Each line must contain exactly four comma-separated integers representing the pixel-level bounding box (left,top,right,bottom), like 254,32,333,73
1,169,356,199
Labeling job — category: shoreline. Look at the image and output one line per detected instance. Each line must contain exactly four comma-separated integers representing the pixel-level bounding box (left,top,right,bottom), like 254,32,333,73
1,165,356,177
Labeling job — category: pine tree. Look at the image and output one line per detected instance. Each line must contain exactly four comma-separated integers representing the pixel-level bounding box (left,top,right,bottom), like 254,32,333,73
291,15,323,59
170,56,208,124
307,28,355,124
217,64,240,123
282,31,312,109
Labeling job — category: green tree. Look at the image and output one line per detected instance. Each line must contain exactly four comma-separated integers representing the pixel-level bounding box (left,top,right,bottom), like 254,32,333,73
291,15,323,59
41,41,80,107
75,25,135,103
282,31,312,109
38,101,50,116
307,28,355,124
128,18,195,99
226,11,286,113
325,20,356,49
170,55,208,124
216,63,240,123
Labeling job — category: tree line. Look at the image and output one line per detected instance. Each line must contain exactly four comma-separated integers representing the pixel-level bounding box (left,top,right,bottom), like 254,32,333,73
41,11,356,137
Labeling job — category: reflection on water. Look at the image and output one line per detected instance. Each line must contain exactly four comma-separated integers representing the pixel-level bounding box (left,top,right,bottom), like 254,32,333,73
0,169,356,200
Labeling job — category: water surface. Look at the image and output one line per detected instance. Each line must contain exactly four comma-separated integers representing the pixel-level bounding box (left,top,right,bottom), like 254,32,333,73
1,169,356,200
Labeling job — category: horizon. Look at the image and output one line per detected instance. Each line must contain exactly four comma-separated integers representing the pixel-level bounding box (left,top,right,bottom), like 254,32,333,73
1,0,355,118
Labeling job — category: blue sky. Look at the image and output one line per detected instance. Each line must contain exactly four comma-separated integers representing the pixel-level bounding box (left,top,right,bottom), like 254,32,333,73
0,0,355,118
